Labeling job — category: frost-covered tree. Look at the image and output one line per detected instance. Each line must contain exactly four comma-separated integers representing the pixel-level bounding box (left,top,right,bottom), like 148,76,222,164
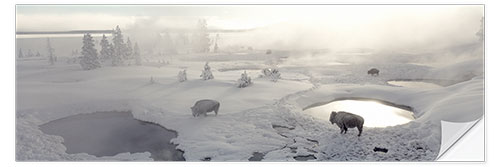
36,51,41,57
193,19,211,53
134,42,142,66
79,33,101,70
125,37,133,59
476,17,484,42
27,50,34,57
17,48,23,59
176,32,189,46
100,34,113,61
47,38,55,65
261,68,281,82
200,62,214,80
150,76,155,84
178,69,187,82
112,25,126,66
213,34,219,53
237,71,252,88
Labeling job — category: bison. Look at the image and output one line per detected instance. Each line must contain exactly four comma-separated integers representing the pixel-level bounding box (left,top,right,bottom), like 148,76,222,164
191,99,220,117
368,68,379,76
329,111,364,136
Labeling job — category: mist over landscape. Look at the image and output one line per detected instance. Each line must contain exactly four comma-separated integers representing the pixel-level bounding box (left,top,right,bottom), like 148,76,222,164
16,5,484,162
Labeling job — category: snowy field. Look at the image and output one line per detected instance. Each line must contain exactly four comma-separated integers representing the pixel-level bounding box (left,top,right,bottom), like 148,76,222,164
16,48,484,161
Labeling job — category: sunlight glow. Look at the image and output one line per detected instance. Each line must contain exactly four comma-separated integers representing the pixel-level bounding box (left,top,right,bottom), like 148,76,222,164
388,81,443,89
303,100,414,128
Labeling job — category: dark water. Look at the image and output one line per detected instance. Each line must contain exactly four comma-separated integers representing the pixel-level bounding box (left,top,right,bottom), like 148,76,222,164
39,111,185,161
293,155,317,161
248,152,265,161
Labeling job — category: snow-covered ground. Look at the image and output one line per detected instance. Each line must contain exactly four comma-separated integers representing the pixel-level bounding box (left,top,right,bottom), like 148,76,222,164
16,50,483,161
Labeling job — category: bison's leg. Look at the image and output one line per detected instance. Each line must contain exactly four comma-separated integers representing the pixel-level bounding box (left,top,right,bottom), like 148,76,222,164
343,123,348,134
214,103,220,116
338,124,345,134
357,126,363,137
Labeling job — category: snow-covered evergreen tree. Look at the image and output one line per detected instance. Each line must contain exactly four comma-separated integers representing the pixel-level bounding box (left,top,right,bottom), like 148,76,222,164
476,17,484,42
200,62,214,80
36,51,41,57
213,34,219,53
193,19,211,53
163,32,177,54
79,33,101,70
47,38,55,65
237,71,252,88
150,76,155,84
261,68,281,82
134,42,142,66
125,37,133,59
178,69,187,82
100,34,113,61
17,48,23,59
112,25,125,66
269,69,281,82
27,50,34,57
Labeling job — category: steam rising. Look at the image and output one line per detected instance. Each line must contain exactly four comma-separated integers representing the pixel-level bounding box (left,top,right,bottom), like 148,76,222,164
16,5,483,66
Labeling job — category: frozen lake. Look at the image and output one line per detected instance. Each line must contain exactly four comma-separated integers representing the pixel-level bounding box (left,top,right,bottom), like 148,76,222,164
303,99,415,127
39,111,185,161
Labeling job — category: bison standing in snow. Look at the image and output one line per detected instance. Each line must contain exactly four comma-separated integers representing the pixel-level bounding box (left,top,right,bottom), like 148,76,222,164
329,111,364,136
191,99,220,117
368,68,379,76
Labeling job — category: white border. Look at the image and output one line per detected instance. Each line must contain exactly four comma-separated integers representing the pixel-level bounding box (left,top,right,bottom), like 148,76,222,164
4,0,498,167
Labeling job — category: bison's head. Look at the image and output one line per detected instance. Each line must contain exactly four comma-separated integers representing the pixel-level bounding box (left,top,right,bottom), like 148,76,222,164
329,111,337,124
190,106,196,117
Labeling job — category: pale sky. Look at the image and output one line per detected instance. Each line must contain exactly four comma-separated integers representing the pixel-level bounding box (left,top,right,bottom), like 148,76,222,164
16,5,484,51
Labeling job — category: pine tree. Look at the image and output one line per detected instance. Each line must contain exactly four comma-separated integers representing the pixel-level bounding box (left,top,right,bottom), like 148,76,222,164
36,51,41,57
17,48,23,59
27,49,34,57
200,62,214,80
237,71,252,88
178,69,187,82
47,38,55,65
79,33,101,70
164,32,176,54
125,37,133,59
476,17,484,42
112,25,125,66
213,34,219,53
134,42,142,66
194,19,211,53
100,34,113,61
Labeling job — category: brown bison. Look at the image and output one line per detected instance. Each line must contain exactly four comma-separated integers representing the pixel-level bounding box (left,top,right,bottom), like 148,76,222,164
329,111,364,136
368,68,379,76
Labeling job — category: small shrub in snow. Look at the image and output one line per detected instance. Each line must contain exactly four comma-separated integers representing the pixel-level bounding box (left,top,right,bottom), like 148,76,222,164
237,71,252,88
178,69,187,82
200,62,214,80
261,68,281,82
